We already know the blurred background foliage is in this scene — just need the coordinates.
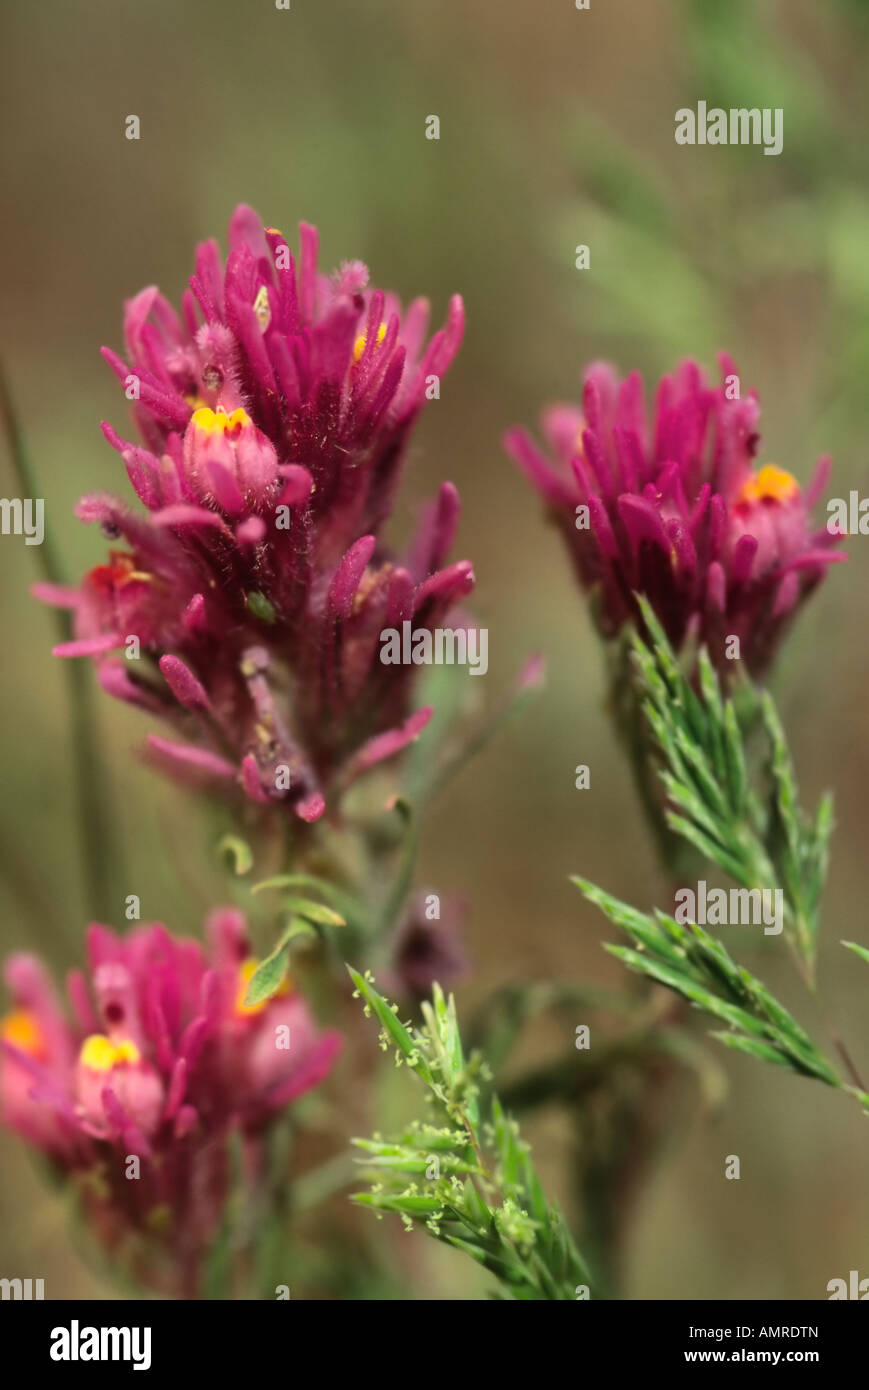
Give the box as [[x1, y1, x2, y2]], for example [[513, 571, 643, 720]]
[[2, 0, 869, 1298]]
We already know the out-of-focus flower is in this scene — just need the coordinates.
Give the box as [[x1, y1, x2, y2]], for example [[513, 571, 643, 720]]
[[505, 356, 845, 677], [382, 892, 469, 1002], [0, 911, 341, 1294], [37, 205, 472, 820]]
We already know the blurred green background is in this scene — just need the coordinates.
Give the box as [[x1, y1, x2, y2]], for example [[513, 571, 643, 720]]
[[3, 0, 869, 1299]]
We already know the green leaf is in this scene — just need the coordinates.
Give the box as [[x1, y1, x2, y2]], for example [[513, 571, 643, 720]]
[[282, 918, 318, 945], [710, 1032, 794, 1069], [346, 967, 434, 1084], [281, 897, 345, 927], [217, 833, 253, 876], [252, 872, 360, 915], [349, 970, 593, 1299], [351, 1193, 443, 1216], [246, 908, 325, 1010], [244, 943, 291, 1009], [842, 941, 869, 968], [252, 873, 368, 936], [357, 1154, 478, 1175], [618, 616, 834, 975], [603, 945, 764, 1036]]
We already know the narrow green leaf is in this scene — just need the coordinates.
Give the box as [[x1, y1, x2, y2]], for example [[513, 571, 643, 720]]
[[347, 967, 434, 1083], [664, 811, 748, 881], [252, 872, 360, 916], [282, 897, 345, 927], [710, 1032, 794, 1068], [351, 1193, 443, 1215], [283, 918, 318, 944], [217, 833, 253, 876], [245, 944, 290, 1009], [842, 941, 869, 968]]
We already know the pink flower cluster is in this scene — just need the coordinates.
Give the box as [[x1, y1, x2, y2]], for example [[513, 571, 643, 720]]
[[38, 206, 472, 820], [506, 356, 845, 676], [1, 911, 340, 1290]]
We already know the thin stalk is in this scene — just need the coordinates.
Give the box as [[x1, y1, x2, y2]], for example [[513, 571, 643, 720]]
[[0, 362, 118, 921]]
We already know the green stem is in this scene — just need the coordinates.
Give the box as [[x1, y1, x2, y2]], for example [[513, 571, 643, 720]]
[[0, 361, 118, 921]]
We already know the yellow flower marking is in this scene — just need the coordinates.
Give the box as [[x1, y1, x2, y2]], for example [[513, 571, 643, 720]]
[[353, 322, 387, 364], [738, 464, 799, 506], [191, 406, 250, 437], [79, 1035, 141, 1071]]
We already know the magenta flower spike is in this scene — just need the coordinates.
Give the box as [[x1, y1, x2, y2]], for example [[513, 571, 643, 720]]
[[38, 206, 472, 820], [1, 911, 341, 1292], [505, 355, 845, 677]]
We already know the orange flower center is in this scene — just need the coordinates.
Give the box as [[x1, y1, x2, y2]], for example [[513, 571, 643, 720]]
[[1, 1009, 47, 1060], [86, 550, 142, 596], [738, 464, 799, 507]]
